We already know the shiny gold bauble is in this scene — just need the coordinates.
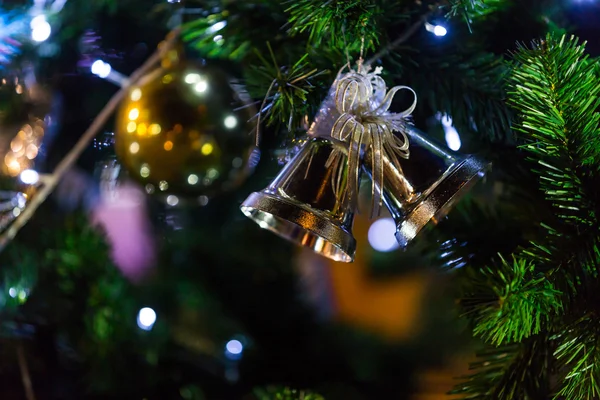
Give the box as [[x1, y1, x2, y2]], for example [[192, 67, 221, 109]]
[[114, 61, 257, 204]]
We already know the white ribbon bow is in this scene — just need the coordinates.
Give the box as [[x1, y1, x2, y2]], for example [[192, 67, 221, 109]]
[[327, 67, 417, 217]]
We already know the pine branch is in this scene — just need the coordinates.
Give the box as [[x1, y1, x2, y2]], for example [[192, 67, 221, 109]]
[[462, 256, 562, 346], [245, 46, 328, 133], [446, 0, 507, 29], [553, 316, 600, 399], [394, 44, 511, 142], [253, 386, 325, 400], [507, 34, 600, 229], [182, 2, 289, 61], [454, 34, 600, 399], [285, 0, 382, 52], [451, 336, 552, 399]]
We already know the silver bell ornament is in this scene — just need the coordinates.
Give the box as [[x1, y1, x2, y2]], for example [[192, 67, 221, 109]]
[[363, 126, 489, 247], [241, 137, 358, 262], [308, 66, 489, 248]]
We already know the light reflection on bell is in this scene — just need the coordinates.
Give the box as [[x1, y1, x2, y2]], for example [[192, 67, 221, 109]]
[[364, 126, 490, 248], [241, 137, 357, 262]]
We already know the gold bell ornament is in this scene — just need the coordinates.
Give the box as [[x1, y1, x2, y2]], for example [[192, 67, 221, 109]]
[[114, 38, 258, 205], [241, 137, 358, 263], [309, 65, 489, 249]]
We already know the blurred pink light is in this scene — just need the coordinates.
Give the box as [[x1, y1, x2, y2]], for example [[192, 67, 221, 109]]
[[91, 182, 156, 282]]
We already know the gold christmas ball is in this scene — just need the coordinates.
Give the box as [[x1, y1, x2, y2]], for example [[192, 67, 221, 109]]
[[115, 61, 258, 204]]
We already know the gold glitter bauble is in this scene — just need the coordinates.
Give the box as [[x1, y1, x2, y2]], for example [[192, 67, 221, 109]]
[[114, 61, 257, 204]]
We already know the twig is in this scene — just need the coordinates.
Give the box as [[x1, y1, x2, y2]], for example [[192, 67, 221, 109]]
[[0, 29, 181, 253], [364, 11, 434, 68], [16, 342, 35, 400], [255, 78, 277, 147]]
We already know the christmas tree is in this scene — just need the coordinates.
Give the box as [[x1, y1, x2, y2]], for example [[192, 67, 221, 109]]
[[1, 0, 600, 399]]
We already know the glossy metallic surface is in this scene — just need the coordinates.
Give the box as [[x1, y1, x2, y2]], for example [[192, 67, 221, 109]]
[[241, 138, 357, 262], [115, 61, 257, 204], [364, 126, 490, 248]]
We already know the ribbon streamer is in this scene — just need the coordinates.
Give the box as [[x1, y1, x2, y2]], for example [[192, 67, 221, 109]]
[[327, 67, 417, 218]]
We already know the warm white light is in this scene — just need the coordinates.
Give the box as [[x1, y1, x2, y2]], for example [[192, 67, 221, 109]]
[[20, 169, 39, 184], [166, 195, 179, 206], [433, 25, 447, 37], [129, 142, 140, 154], [128, 108, 140, 120], [194, 81, 208, 93], [137, 307, 156, 331], [445, 128, 462, 151], [226, 339, 243, 355], [187, 174, 199, 185], [91, 60, 112, 78], [224, 115, 238, 129], [140, 164, 150, 178], [368, 218, 399, 252], [130, 88, 142, 101], [31, 15, 51, 42], [184, 73, 201, 84]]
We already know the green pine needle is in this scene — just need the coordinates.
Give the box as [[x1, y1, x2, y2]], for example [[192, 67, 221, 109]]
[[246, 44, 328, 132], [446, 0, 507, 29], [451, 336, 552, 399], [462, 256, 562, 346], [253, 386, 325, 400], [554, 318, 600, 399], [285, 0, 381, 51], [507, 34, 600, 228]]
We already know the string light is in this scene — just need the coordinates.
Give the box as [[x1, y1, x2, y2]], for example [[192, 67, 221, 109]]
[[31, 15, 51, 42], [20, 169, 39, 185], [207, 21, 227, 34], [368, 218, 399, 252], [137, 307, 157, 331], [225, 339, 243, 360], [433, 25, 447, 36], [91, 60, 112, 78], [91, 60, 129, 86], [437, 113, 462, 151], [425, 22, 447, 37]]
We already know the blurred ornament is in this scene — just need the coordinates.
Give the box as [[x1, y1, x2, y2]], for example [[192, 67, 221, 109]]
[[115, 47, 258, 205], [0, 64, 52, 178], [241, 137, 357, 263], [90, 132, 156, 282], [3, 117, 46, 177]]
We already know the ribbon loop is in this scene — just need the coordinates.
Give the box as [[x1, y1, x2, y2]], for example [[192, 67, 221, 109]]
[[327, 67, 417, 218]]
